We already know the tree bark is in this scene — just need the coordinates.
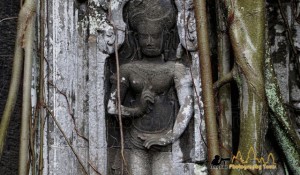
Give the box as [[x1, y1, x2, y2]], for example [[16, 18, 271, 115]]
[[224, 0, 268, 174]]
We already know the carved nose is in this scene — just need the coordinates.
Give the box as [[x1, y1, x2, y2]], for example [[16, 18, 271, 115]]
[[147, 35, 152, 46]]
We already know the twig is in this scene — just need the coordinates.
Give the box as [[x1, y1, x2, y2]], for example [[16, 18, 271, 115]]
[[44, 106, 89, 175], [0, 17, 18, 23], [109, 1, 128, 173], [88, 161, 102, 175], [38, 116, 46, 174], [277, 0, 298, 56], [113, 26, 128, 175], [277, 0, 300, 79], [48, 81, 89, 142], [38, 0, 45, 173], [213, 67, 235, 91]]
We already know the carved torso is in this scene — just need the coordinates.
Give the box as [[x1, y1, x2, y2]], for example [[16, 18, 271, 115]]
[[119, 61, 189, 148], [121, 61, 176, 94]]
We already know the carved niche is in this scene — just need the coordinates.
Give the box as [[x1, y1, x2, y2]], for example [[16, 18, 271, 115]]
[[105, 0, 206, 174]]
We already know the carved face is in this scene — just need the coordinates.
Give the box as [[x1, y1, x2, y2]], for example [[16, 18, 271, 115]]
[[137, 24, 164, 57]]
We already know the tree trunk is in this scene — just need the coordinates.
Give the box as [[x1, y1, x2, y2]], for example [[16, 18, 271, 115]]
[[216, 1, 232, 175], [224, 0, 268, 174]]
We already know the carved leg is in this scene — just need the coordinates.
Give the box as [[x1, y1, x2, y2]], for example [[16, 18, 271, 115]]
[[152, 152, 172, 175], [128, 149, 151, 175]]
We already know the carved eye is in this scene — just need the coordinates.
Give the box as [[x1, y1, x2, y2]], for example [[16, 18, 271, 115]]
[[138, 33, 162, 40], [76, 0, 87, 3], [138, 34, 148, 39], [151, 33, 162, 39]]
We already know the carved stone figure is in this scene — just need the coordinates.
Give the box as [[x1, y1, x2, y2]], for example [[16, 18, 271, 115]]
[[107, 0, 194, 174]]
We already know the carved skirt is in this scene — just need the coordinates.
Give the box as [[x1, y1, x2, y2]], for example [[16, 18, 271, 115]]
[[126, 92, 178, 151]]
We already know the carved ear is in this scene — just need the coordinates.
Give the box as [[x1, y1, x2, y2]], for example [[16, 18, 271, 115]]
[[171, 28, 180, 50], [133, 32, 142, 60], [118, 28, 136, 62], [162, 30, 170, 61]]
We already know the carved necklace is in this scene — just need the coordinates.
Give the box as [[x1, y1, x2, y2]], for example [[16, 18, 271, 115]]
[[129, 63, 173, 86]]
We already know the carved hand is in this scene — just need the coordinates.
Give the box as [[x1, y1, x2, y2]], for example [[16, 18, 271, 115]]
[[138, 131, 174, 149], [139, 86, 155, 114], [111, 86, 155, 117]]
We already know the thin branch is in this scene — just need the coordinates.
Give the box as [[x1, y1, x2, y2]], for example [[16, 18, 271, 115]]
[[48, 81, 89, 142], [38, 116, 46, 174], [213, 67, 235, 91], [38, 0, 45, 173], [113, 27, 128, 175], [44, 106, 89, 175], [277, 0, 300, 78], [277, 0, 298, 55], [88, 161, 102, 175], [109, 1, 128, 173], [0, 17, 18, 23]]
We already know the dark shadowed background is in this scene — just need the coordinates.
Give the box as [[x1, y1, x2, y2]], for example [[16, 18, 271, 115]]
[[0, 1, 21, 174]]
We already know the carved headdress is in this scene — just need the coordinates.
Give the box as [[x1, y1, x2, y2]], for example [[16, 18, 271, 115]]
[[121, 0, 178, 61], [126, 0, 177, 32]]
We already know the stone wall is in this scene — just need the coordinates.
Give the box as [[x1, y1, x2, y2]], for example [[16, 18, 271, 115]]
[[1, 0, 300, 175], [38, 0, 206, 174]]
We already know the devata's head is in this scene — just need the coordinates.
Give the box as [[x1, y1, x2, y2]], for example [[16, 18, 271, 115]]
[[127, 0, 176, 57]]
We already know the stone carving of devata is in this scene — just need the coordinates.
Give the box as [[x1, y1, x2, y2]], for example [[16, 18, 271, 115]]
[[107, 0, 194, 174]]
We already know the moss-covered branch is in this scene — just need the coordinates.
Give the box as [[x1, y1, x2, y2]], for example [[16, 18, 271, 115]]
[[269, 113, 300, 174], [265, 39, 300, 174], [264, 44, 300, 151]]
